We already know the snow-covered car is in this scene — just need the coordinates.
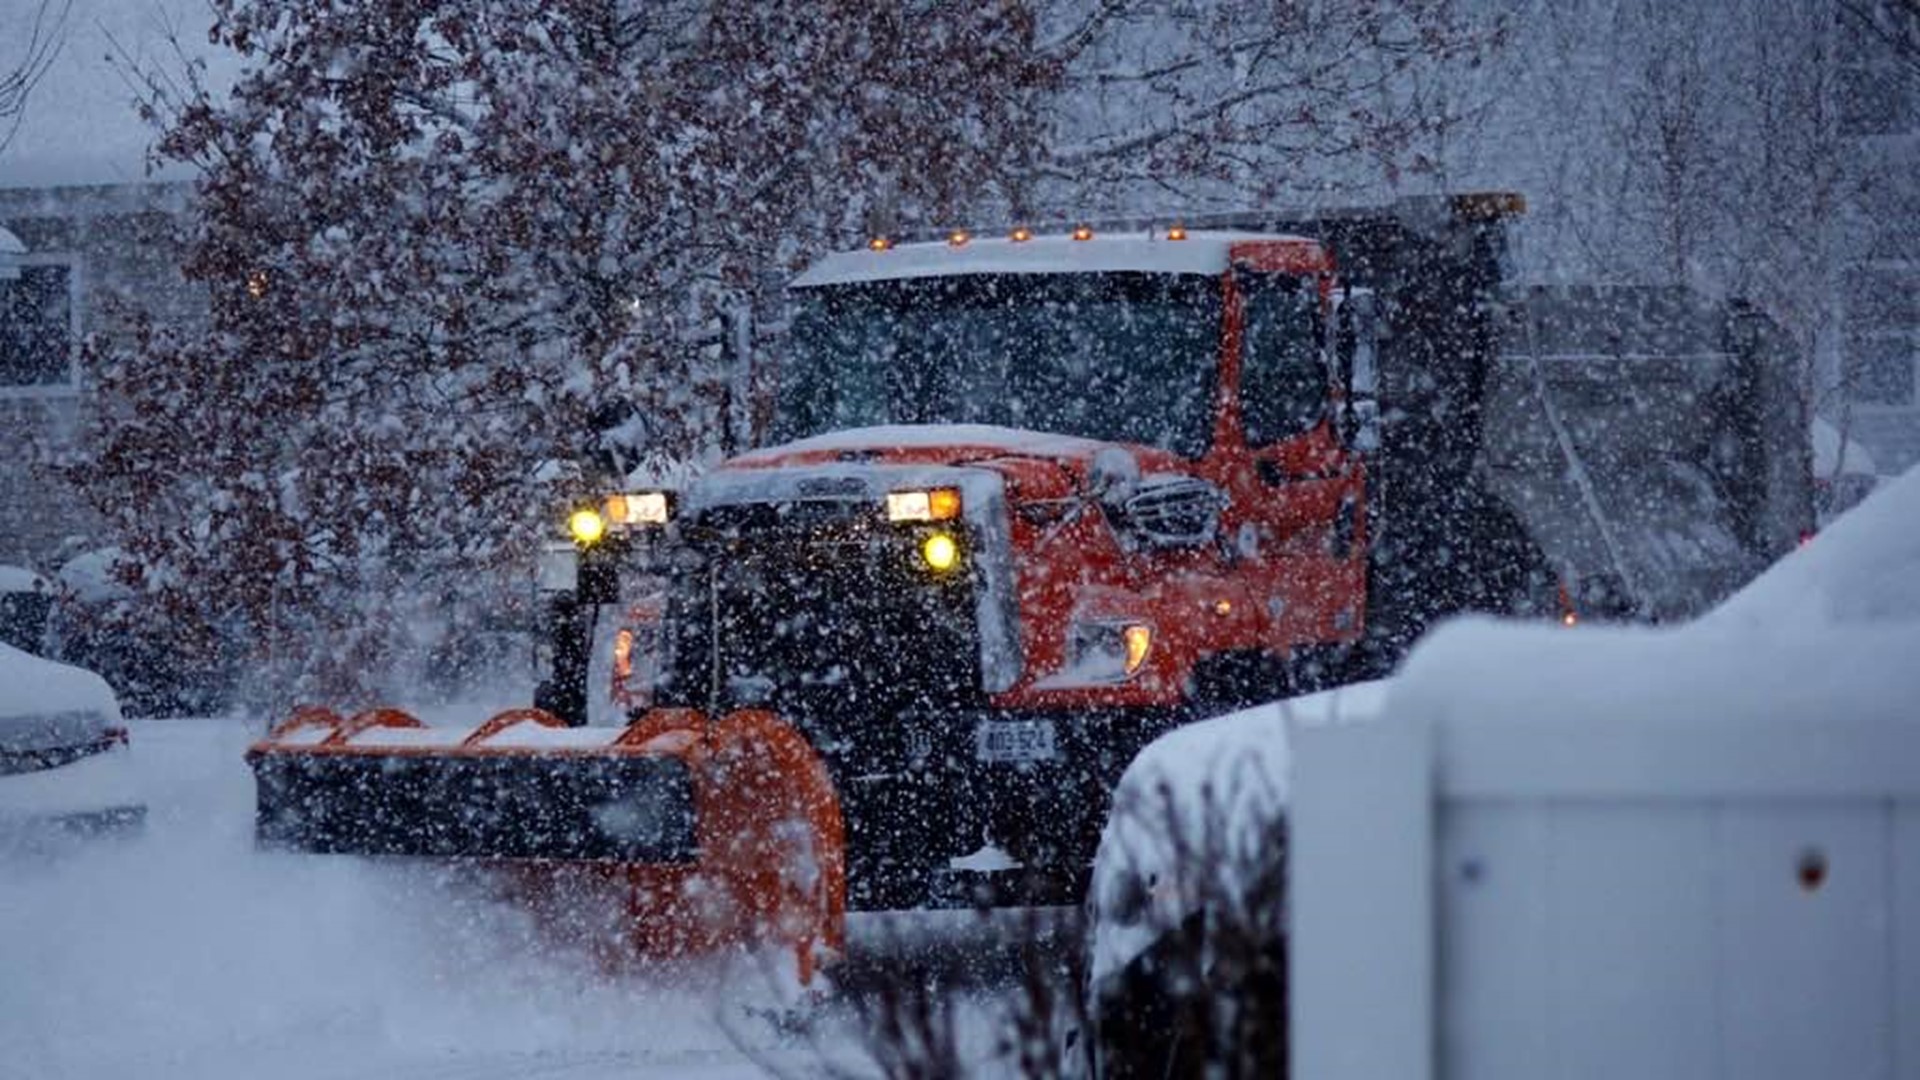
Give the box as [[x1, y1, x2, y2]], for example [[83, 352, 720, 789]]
[[0, 642, 146, 845], [1083, 462, 1918, 1077]]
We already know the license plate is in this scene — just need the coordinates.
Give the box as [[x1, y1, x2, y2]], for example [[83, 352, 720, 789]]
[[975, 719, 1057, 764]]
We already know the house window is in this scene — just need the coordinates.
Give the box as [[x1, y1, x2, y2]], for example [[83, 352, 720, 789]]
[[0, 263, 75, 388]]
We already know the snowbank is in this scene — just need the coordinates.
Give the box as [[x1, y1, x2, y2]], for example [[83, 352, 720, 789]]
[[1392, 462, 1920, 754], [1708, 462, 1920, 632], [1089, 681, 1389, 982]]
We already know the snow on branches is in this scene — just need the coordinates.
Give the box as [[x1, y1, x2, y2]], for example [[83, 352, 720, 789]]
[[72, 0, 1051, 700]]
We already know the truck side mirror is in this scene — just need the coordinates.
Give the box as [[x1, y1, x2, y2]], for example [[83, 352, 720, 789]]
[[1336, 291, 1381, 453]]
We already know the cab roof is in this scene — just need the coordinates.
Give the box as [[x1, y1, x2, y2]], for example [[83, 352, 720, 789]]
[[792, 229, 1323, 288]]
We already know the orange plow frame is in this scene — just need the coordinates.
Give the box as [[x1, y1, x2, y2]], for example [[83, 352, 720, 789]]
[[249, 706, 846, 982]]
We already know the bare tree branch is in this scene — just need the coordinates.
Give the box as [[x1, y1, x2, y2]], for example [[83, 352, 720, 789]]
[[0, 0, 73, 153]]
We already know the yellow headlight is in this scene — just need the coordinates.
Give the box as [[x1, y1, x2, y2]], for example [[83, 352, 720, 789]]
[[568, 507, 606, 545], [921, 532, 960, 572]]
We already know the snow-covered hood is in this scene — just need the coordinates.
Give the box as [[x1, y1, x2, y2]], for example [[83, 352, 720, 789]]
[[730, 423, 1103, 479], [0, 643, 124, 769], [721, 423, 1202, 506]]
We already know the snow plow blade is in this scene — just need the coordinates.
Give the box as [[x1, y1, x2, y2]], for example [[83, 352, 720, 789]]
[[252, 749, 697, 861], [245, 706, 847, 976]]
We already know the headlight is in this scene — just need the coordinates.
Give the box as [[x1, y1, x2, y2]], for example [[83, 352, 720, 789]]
[[568, 507, 607, 545], [606, 490, 671, 528], [920, 531, 961, 572], [887, 487, 962, 522], [1066, 620, 1153, 682]]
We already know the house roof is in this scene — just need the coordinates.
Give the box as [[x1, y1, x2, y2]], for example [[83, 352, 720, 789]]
[[0, 0, 235, 191]]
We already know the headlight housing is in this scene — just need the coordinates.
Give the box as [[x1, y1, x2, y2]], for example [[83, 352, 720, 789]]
[[1066, 620, 1153, 683], [606, 490, 672, 528], [887, 487, 962, 523]]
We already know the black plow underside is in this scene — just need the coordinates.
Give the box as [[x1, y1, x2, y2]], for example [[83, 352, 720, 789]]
[[250, 752, 699, 863]]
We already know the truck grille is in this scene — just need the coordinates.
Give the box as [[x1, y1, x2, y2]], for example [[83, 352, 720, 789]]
[[659, 507, 983, 719]]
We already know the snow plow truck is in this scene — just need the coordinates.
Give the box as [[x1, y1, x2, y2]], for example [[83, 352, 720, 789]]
[[247, 194, 1811, 972]]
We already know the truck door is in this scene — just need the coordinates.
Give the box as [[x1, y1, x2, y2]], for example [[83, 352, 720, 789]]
[[1233, 270, 1367, 657]]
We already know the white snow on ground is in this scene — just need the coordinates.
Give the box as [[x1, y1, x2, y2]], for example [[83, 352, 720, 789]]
[[0, 718, 806, 1080], [0, 709, 1037, 1079]]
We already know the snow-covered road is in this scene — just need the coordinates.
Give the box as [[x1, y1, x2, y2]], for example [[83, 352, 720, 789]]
[[0, 718, 1030, 1080]]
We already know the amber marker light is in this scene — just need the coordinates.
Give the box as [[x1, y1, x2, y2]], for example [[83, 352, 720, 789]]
[[1166, 224, 1189, 241], [612, 628, 634, 682], [921, 532, 960, 572], [1123, 624, 1152, 675], [1071, 224, 1094, 241], [1009, 226, 1033, 243], [948, 229, 970, 247], [868, 236, 893, 252]]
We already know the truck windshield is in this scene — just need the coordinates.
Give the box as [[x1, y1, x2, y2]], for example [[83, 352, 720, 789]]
[[777, 272, 1222, 457]]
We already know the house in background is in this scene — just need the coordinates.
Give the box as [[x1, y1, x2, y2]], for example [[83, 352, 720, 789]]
[[0, 181, 199, 568], [1835, 8, 1920, 473], [0, 0, 219, 571]]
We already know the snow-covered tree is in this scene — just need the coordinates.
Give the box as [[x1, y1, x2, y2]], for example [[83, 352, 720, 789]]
[[72, 0, 1051, 701], [70, 0, 1500, 702]]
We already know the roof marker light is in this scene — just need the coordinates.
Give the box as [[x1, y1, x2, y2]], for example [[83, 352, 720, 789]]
[[1166, 224, 1189, 241], [1009, 226, 1033, 243], [947, 229, 970, 247], [1071, 225, 1094, 242], [868, 236, 893, 252]]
